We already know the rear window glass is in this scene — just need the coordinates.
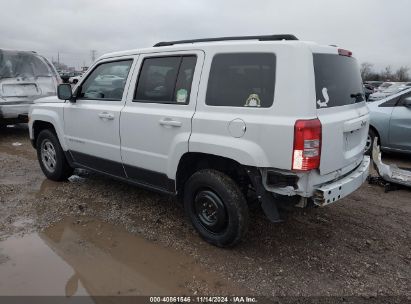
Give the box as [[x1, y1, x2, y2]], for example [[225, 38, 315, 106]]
[[0, 50, 53, 78], [206, 53, 276, 108], [314, 54, 365, 108]]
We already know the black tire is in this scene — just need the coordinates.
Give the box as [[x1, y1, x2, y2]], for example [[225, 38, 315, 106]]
[[36, 129, 73, 181], [365, 128, 377, 155], [183, 169, 249, 247], [73, 79, 78, 84]]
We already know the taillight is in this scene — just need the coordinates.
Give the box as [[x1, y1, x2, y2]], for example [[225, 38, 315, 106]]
[[338, 48, 352, 57], [292, 119, 322, 171]]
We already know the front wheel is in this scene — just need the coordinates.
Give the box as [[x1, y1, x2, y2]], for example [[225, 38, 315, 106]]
[[365, 129, 377, 155], [36, 129, 73, 181], [183, 169, 249, 247]]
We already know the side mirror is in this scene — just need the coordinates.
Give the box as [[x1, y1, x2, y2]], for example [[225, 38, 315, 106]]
[[403, 97, 411, 108], [57, 84, 74, 101]]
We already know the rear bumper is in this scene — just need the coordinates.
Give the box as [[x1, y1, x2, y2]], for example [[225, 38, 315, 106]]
[[312, 156, 370, 206], [0, 102, 31, 121]]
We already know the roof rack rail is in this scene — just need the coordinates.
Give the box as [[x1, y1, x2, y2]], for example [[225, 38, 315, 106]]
[[153, 34, 298, 47]]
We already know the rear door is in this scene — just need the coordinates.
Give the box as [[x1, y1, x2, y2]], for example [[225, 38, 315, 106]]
[[388, 90, 411, 152], [313, 52, 369, 175], [120, 51, 204, 191]]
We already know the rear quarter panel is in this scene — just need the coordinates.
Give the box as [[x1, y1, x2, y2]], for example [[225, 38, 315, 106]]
[[190, 43, 317, 169]]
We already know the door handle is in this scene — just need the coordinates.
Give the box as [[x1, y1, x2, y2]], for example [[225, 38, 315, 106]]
[[98, 112, 115, 120], [159, 118, 182, 127]]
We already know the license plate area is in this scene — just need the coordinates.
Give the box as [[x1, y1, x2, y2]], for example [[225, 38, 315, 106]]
[[344, 129, 361, 150], [313, 156, 370, 206], [2, 84, 39, 97]]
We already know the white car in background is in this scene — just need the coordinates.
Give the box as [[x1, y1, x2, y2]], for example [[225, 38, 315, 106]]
[[94, 74, 124, 86], [374, 82, 396, 92], [368, 82, 411, 101]]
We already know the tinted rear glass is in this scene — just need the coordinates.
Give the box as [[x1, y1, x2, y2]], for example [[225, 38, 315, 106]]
[[314, 54, 365, 108], [0, 50, 53, 78], [206, 53, 276, 108]]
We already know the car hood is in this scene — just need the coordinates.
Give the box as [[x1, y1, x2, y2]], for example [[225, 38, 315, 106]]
[[33, 96, 63, 104]]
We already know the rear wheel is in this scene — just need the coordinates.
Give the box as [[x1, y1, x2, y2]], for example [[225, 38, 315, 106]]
[[36, 129, 73, 181], [183, 169, 249, 247]]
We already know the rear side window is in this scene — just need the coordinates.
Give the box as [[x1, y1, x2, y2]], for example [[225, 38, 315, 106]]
[[314, 54, 365, 108], [206, 53, 276, 108], [134, 55, 197, 104], [378, 96, 400, 107]]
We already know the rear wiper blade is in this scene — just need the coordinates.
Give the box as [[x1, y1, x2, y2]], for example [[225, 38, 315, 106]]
[[350, 92, 364, 98]]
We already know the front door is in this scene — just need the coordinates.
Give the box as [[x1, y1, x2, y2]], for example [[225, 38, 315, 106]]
[[389, 91, 411, 152], [120, 51, 204, 191], [64, 58, 135, 177]]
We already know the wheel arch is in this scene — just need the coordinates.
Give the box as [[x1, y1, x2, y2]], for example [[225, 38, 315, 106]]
[[32, 119, 65, 150], [369, 124, 381, 145], [175, 152, 251, 196]]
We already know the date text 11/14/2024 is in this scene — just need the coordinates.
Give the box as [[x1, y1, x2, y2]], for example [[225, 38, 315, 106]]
[[149, 296, 258, 303]]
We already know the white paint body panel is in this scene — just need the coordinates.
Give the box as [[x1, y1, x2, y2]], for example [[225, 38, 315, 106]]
[[120, 50, 204, 179], [63, 56, 137, 164], [29, 40, 369, 197]]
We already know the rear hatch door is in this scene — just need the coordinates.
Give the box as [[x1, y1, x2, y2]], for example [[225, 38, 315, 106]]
[[1, 81, 40, 97], [314, 52, 369, 175]]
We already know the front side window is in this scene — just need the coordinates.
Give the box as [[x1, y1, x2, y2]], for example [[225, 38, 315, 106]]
[[78, 60, 132, 101], [134, 55, 197, 104], [206, 53, 276, 108], [398, 91, 411, 106]]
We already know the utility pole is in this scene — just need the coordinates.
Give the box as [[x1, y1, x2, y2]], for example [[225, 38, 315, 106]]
[[57, 52, 60, 66], [90, 50, 97, 63]]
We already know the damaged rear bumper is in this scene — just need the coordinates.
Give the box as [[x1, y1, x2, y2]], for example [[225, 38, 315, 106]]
[[313, 156, 370, 206], [372, 138, 411, 187]]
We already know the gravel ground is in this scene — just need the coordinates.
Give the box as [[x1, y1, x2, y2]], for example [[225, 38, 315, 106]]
[[0, 124, 410, 299]]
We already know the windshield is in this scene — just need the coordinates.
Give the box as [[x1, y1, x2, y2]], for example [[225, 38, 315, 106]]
[[314, 53, 365, 108], [0, 50, 54, 79]]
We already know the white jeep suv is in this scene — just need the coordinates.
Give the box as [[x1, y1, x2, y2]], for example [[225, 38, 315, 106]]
[[29, 35, 370, 247]]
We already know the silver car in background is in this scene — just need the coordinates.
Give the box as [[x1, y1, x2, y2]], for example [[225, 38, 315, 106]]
[[368, 82, 411, 102], [0, 49, 60, 126], [365, 88, 411, 154]]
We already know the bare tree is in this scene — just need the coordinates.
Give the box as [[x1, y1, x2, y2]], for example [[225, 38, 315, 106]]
[[360, 62, 373, 80], [394, 66, 410, 82], [382, 66, 393, 81]]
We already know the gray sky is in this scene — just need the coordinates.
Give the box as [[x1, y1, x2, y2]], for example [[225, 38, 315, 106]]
[[1, 0, 410, 72]]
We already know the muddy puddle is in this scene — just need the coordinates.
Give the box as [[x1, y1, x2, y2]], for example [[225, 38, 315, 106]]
[[0, 142, 36, 160], [0, 216, 240, 297]]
